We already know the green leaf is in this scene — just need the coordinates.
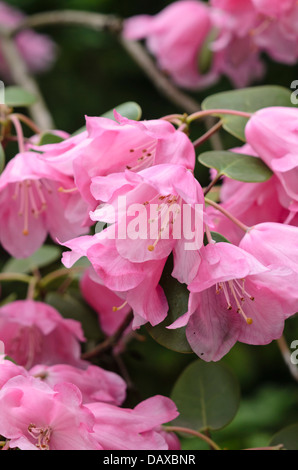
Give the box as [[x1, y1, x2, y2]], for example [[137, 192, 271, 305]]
[[170, 360, 241, 432], [45, 291, 102, 342], [5, 86, 37, 108], [199, 150, 273, 183], [146, 256, 192, 354], [2, 245, 62, 274], [270, 424, 298, 450], [0, 142, 5, 174], [37, 132, 65, 146], [202, 86, 294, 141], [203, 231, 231, 245], [73, 101, 142, 135]]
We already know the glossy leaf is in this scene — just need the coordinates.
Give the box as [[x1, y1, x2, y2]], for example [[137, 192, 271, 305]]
[[270, 423, 298, 450], [147, 256, 192, 354], [199, 150, 273, 182], [5, 86, 37, 108], [170, 360, 240, 432], [38, 132, 65, 146], [202, 86, 294, 141], [2, 245, 62, 274]]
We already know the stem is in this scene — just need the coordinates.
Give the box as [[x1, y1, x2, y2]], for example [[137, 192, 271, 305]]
[[81, 311, 134, 360], [187, 109, 252, 125], [9, 115, 25, 153], [11, 113, 42, 135], [0, 273, 33, 284], [203, 172, 222, 196], [0, 28, 55, 130], [205, 197, 249, 232], [164, 426, 221, 451], [39, 267, 84, 289], [276, 335, 298, 382], [193, 120, 223, 148]]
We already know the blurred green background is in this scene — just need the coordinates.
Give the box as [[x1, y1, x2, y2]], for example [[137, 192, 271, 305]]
[[1, 0, 298, 450]]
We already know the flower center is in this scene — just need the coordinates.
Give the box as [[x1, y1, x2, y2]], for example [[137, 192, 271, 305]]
[[216, 279, 254, 325], [146, 194, 181, 252], [126, 140, 157, 172], [28, 424, 52, 450], [12, 179, 52, 236]]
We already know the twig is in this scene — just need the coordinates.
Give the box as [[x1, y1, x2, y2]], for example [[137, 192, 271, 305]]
[[164, 426, 221, 450], [81, 311, 134, 360], [0, 27, 55, 130]]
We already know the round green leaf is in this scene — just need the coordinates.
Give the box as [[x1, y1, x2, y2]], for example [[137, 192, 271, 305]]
[[270, 424, 298, 450], [2, 245, 62, 274], [199, 150, 273, 183], [147, 256, 192, 354], [202, 86, 294, 142], [0, 142, 5, 174], [5, 86, 37, 108], [37, 132, 66, 146], [102, 101, 142, 121], [170, 360, 241, 432]]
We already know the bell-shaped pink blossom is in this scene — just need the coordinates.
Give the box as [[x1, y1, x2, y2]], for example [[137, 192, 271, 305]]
[[0, 375, 101, 450], [29, 363, 127, 406], [37, 112, 196, 212], [62, 164, 205, 328], [0, 1, 56, 80], [245, 107, 298, 214], [123, 1, 222, 90], [86, 395, 180, 450], [239, 222, 298, 292], [184, 242, 298, 361], [0, 151, 89, 258], [0, 300, 86, 369]]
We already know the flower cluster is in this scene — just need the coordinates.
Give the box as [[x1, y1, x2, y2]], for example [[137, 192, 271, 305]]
[[0, 300, 179, 450], [123, 0, 298, 89], [1, 91, 298, 449]]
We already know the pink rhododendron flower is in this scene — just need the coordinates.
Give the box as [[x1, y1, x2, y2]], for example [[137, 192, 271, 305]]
[[62, 164, 205, 328], [123, 1, 222, 90], [0, 356, 29, 389], [0, 1, 56, 80], [240, 222, 298, 279], [80, 267, 133, 337], [245, 107, 298, 215], [0, 151, 89, 258], [29, 363, 127, 405], [0, 376, 101, 450], [0, 300, 86, 369], [184, 242, 298, 361], [37, 112, 196, 212], [86, 395, 180, 450]]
